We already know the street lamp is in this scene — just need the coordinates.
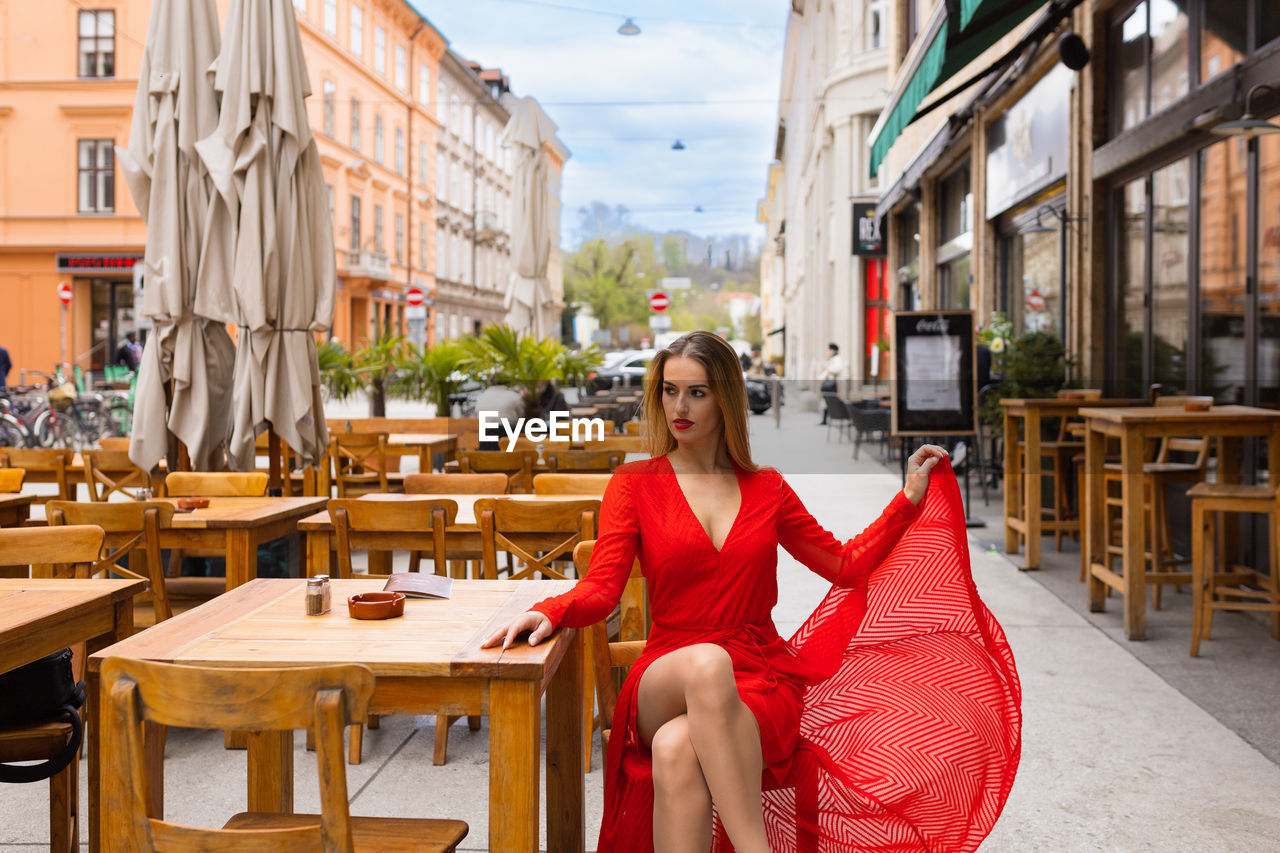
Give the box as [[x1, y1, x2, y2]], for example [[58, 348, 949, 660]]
[[617, 17, 641, 36], [1213, 83, 1280, 140], [671, 139, 685, 150]]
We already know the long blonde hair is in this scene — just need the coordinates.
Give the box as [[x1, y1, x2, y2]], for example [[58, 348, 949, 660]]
[[641, 331, 758, 471]]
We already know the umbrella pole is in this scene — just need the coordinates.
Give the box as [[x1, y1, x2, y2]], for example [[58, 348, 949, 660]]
[[268, 429, 283, 496]]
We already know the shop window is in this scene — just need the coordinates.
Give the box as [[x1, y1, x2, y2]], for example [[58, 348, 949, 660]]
[[324, 0, 336, 35], [350, 97, 361, 152], [373, 26, 385, 75], [77, 139, 114, 213], [1110, 1, 1188, 135], [1149, 0, 1189, 113], [373, 114, 383, 164], [1258, 133, 1280, 406], [1201, 0, 1246, 83], [374, 205, 383, 252], [1199, 139, 1247, 403], [78, 10, 115, 78], [939, 166, 971, 243], [323, 81, 335, 137], [349, 5, 363, 57], [396, 45, 407, 91], [1264, 3, 1280, 48], [895, 205, 920, 310], [1116, 179, 1147, 397], [395, 127, 404, 175], [1151, 159, 1190, 391], [395, 213, 404, 264]]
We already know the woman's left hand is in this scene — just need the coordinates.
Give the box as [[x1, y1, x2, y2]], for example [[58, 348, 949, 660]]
[[904, 444, 948, 505]]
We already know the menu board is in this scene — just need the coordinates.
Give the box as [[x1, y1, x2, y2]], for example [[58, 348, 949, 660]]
[[892, 311, 976, 435]]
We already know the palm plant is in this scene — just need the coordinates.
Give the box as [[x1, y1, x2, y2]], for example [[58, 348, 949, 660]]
[[317, 340, 362, 402], [458, 325, 561, 396], [388, 342, 470, 416]]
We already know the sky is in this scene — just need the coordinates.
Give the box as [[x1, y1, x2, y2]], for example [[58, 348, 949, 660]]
[[410, 0, 787, 246]]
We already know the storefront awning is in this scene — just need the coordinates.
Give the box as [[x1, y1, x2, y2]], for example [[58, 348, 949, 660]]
[[868, 0, 1045, 178]]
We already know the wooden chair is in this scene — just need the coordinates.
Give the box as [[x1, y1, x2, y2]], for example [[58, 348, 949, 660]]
[[98, 658, 469, 851], [97, 437, 130, 452], [0, 524, 104, 853], [328, 497, 458, 765], [1187, 483, 1280, 656], [255, 431, 328, 496], [474, 498, 600, 581], [165, 471, 268, 497], [822, 394, 853, 442], [544, 448, 624, 475], [330, 433, 397, 497], [0, 448, 74, 502], [404, 472, 506, 576], [0, 467, 25, 492], [533, 473, 612, 496], [457, 450, 537, 494], [47, 500, 177, 626], [623, 421, 644, 436], [82, 450, 158, 502], [1016, 390, 1100, 552]]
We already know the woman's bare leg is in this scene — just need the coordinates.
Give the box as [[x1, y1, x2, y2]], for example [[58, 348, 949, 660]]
[[638, 643, 770, 853], [650, 715, 713, 852]]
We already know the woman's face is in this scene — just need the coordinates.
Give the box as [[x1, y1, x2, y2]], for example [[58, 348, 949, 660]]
[[661, 355, 722, 445]]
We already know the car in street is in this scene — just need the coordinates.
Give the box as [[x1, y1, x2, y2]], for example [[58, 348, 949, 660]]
[[587, 349, 657, 391]]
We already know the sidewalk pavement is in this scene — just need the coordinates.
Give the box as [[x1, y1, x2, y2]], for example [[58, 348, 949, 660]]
[[4, 398, 1279, 850]]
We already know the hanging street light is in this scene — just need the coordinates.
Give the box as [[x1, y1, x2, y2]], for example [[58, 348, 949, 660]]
[[671, 139, 685, 150], [1213, 83, 1280, 140], [618, 17, 641, 36]]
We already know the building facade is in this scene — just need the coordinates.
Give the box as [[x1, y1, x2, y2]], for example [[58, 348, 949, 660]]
[[758, 0, 892, 385]]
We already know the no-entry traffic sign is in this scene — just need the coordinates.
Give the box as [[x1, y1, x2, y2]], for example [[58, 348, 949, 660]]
[[56, 281, 72, 306], [406, 285, 425, 307], [649, 291, 670, 312]]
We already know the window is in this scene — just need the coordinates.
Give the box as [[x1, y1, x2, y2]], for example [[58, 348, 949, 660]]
[[450, 94, 461, 133], [867, 0, 885, 50], [373, 114, 383, 164], [349, 195, 362, 251], [437, 157, 447, 203], [395, 45, 407, 91], [419, 65, 430, 107], [420, 223, 428, 270], [437, 81, 447, 125], [419, 141, 428, 187], [394, 127, 404, 175], [373, 26, 385, 74], [904, 0, 921, 49], [437, 227, 448, 279], [449, 162, 458, 205], [395, 213, 404, 263], [323, 80, 335, 137], [323, 0, 336, 35], [349, 5, 363, 57], [78, 11, 115, 78], [326, 184, 334, 223], [1110, 1, 1188, 136], [374, 204, 383, 251], [350, 97, 361, 151], [77, 139, 114, 213], [293, 0, 306, 12], [462, 104, 473, 144]]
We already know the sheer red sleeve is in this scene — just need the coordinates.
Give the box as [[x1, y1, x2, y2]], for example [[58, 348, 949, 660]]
[[777, 476, 919, 588], [530, 470, 640, 630]]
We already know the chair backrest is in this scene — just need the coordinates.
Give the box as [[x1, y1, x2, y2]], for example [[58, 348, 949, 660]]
[[533, 473, 612, 496], [47, 501, 176, 621], [99, 658, 374, 853], [82, 450, 154, 502], [0, 448, 73, 501], [164, 472, 269, 497], [570, 435, 643, 454], [0, 524, 104, 578], [474, 498, 600, 580], [498, 436, 543, 455], [1149, 396, 1215, 466], [576, 541, 646, 744], [543, 449, 624, 475], [0, 467, 25, 492], [329, 434, 389, 497], [98, 437, 131, 452], [822, 394, 850, 420], [623, 421, 644, 436], [404, 472, 508, 494], [457, 450, 536, 494], [327, 498, 458, 579]]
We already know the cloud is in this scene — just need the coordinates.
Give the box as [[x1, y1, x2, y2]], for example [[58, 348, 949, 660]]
[[412, 0, 785, 244]]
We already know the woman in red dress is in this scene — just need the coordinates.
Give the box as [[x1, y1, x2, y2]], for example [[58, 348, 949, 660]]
[[485, 331, 1021, 852]]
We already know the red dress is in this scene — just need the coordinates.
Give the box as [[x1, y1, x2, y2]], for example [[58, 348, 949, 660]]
[[533, 455, 1021, 852]]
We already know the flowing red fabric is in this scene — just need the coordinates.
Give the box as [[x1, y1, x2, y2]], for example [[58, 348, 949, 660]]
[[533, 456, 1021, 852]]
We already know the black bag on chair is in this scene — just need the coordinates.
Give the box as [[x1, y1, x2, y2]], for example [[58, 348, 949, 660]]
[[0, 648, 85, 783], [820, 379, 838, 393]]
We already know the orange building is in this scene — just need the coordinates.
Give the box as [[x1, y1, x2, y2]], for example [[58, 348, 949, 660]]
[[0, 0, 447, 380]]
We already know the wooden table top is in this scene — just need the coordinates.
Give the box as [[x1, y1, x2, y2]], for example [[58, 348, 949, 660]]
[[0, 578, 146, 672], [1001, 397, 1147, 410], [88, 577, 575, 680], [386, 433, 456, 445], [157, 495, 329, 529], [1078, 404, 1280, 425], [297, 493, 600, 532], [0, 493, 36, 509]]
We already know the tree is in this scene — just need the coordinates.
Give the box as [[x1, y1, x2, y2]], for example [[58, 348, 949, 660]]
[[661, 234, 687, 273], [564, 237, 661, 331]]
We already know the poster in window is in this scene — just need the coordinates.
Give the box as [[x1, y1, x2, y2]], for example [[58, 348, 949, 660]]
[[892, 310, 976, 435]]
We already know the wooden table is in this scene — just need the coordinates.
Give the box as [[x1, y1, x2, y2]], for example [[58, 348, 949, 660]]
[[386, 432, 458, 470], [1001, 398, 1144, 570], [0, 492, 34, 527], [87, 577, 584, 852], [161, 496, 328, 590], [1082, 404, 1280, 639], [2, 578, 146, 853]]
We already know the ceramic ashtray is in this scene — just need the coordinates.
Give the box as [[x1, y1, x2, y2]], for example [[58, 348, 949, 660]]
[[1184, 399, 1212, 412], [348, 591, 406, 620], [176, 497, 210, 510]]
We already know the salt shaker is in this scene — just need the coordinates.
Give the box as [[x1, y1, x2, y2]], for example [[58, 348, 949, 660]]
[[305, 575, 332, 615]]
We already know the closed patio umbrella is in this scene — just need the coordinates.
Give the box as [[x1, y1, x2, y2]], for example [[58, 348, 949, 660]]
[[502, 96, 559, 338], [196, 0, 335, 471], [117, 0, 235, 472]]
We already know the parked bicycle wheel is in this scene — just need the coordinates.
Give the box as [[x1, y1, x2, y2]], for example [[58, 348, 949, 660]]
[[0, 413, 30, 448]]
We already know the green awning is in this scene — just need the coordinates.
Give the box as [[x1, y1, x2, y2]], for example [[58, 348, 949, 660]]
[[869, 0, 1044, 178]]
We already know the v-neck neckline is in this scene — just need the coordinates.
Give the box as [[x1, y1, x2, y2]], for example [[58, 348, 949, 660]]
[[663, 455, 745, 554]]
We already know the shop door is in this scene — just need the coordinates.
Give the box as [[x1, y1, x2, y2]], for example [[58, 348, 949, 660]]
[[89, 278, 137, 370]]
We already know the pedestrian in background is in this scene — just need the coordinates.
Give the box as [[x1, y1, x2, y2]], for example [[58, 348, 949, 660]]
[[0, 345, 11, 388], [818, 342, 844, 424]]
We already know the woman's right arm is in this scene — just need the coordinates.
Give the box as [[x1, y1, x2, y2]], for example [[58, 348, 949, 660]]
[[482, 471, 640, 649]]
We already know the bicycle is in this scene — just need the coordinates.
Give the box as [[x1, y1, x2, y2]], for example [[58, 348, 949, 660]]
[[27, 368, 118, 450]]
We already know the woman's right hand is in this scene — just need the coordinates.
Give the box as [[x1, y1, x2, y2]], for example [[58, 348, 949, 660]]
[[481, 610, 554, 651]]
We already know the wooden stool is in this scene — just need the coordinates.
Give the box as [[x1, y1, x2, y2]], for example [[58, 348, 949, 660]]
[[1188, 482, 1280, 657]]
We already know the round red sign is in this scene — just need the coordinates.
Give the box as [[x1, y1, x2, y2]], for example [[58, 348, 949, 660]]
[[56, 281, 72, 306], [405, 285, 425, 307], [649, 291, 670, 312]]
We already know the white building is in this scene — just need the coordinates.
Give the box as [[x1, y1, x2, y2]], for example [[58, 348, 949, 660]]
[[759, 0, 891, 385]]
